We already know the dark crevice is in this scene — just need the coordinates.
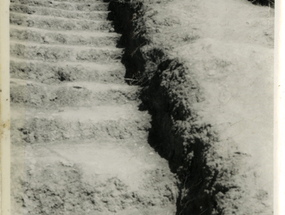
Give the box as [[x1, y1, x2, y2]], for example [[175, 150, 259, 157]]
[[108, 1, 251, 215], [248, 0, 274, 7], [108, 0, 147, 85]]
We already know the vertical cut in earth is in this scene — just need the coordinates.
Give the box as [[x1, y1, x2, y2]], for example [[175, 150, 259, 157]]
[[108, 0, 273, 214]]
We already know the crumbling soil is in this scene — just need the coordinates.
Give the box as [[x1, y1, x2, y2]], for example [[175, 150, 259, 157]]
[[110, 0, 274, 214]]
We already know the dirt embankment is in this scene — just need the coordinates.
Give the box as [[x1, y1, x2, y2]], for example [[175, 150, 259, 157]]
[[109, 0, 273, 214]]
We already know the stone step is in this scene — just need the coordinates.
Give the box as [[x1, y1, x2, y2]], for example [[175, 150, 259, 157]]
[[10, 26, 119, 47], [11, 139, 177, 214], [10, 4, 110, 20], [10, 58, 126, 84], [10, 0, 109, 12], [10, 12, 114, 32], [10, 78, 138, 108], [11, 105, 151, 144], [10, 41, 122, 63]]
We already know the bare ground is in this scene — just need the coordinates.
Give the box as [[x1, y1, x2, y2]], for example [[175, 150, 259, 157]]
[[10, 0, 274, 214]]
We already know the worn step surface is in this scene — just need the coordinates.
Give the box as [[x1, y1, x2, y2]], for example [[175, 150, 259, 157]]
[[12, 139, 178, 214], [11, 12, 114, 32], [10, 58, 126, 84], [11, 0, 109, 11], [10, 26, 119, 47], [10, 4, 110, 20], [48, 0, 109, 3], [12, 105, 151, 144], [10, 0, 178, 214], [11, 78, 138, 107], [11, 42, 122, 63]]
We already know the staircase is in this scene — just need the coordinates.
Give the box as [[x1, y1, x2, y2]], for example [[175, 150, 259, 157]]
[[10, 0, 178, 214]]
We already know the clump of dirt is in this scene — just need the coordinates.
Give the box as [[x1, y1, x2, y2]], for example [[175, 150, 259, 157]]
[[109, 0, 273, 214]]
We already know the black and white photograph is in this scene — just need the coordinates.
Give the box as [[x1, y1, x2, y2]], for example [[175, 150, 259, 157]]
[[1, 0, 277, 214]]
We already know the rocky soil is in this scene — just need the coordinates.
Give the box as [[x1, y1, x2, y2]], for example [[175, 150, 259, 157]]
[[10, 0, 178, 214]]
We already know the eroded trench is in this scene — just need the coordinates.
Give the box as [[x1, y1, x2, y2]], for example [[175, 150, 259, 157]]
[[108, 1, 252, 215]]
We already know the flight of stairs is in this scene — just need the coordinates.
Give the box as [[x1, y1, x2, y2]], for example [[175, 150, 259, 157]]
[[10, 0, 178, 214]]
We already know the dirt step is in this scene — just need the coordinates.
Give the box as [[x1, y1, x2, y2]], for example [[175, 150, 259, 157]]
[[10, 26, 119, 47], [10, 42, 122, 63], [12, 139, 178, 214], [50, 0, 108, 3], [10, 0, 109, 12], [10, 4, 110, 20], [10, 12, 114, 32], [10, 58, 126, 84], [11, 105, 151, 144], [11, 78, 138, 107]]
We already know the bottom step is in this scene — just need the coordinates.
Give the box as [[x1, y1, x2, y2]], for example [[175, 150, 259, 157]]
[[11, 139, 178, 214]]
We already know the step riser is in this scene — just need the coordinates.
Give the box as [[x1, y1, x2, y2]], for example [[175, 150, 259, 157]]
[[12, 117, 149, 144], [10, 43, 122, 63], [11, 29, 119, 47], [10, 60, 125, 84], [10, 13, 113, 32], [10, 0, 109, 12], [10, 4, 109, 20], [12, 165, 134, 215], [10, 84, 137, 108], [11, 153, 176, 215], [50, 0, 108, 3]]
